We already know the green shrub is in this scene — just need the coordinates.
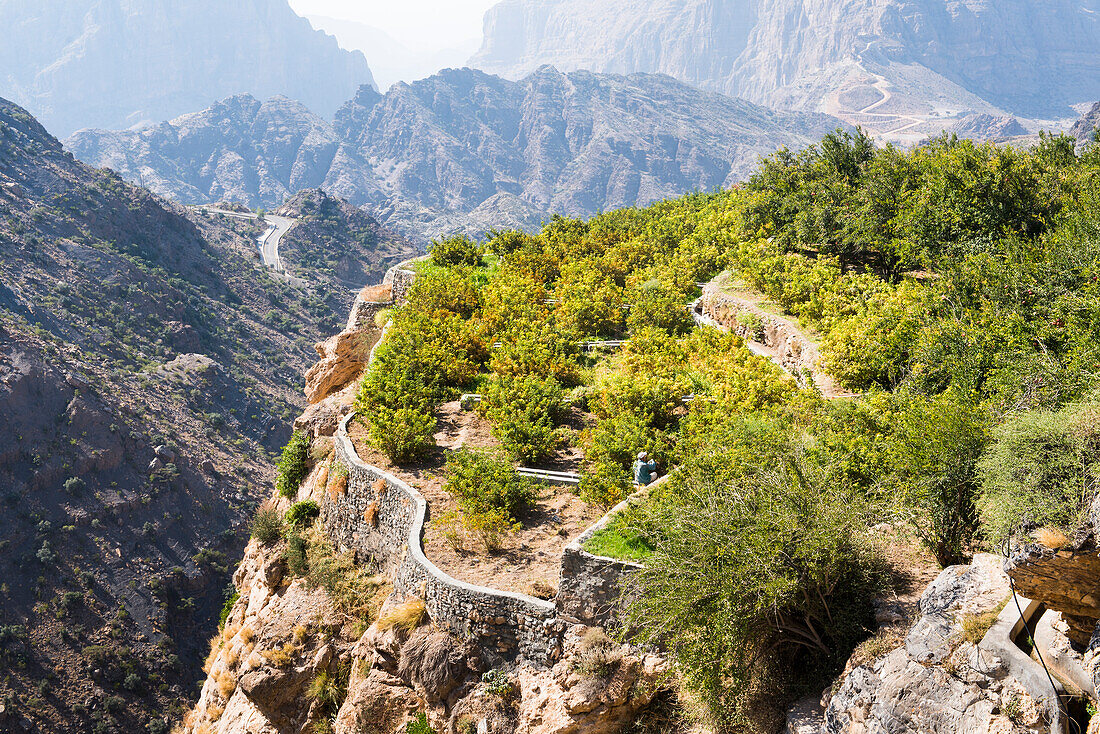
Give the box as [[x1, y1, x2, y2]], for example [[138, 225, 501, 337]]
[[286, 500, 321, 529], [625, 448, 883, 731], [578, 462, 632, 508], [483, 374, 565, 463], [444, 450, 534, 522], [883, 391, 988, 566], [430, 234, 482, 267], [218, 591, 239, 630], [462, 508, 519, 553], [276, 431, 311, 499], [63, 477, 86, 495], [284, 531, 308, 577], [369, 405, 436, 464], [978, 400, 1100, 544], [250, 507, 284, 545], [481, 669, 516, 699], [406, 712, 436, 734]]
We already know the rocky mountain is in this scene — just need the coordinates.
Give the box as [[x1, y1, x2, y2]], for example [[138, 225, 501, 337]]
[[1071, 101, 1100, 149], [948, 114, 1030, 141], [67, 67, 845, 241], [469, 0, 1100, 143], [0, 98, 415, 734], [0, 0, 375, 137]]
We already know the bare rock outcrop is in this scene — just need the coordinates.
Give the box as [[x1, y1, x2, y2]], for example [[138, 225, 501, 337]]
[[303, 290, 392, 404], [824, 554, 1040, 734]]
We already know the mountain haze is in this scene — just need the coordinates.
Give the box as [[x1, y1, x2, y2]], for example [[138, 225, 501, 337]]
[[470, 0, 1100, 142], [0, 0, 375, 137], [67, 67, 846, 240]]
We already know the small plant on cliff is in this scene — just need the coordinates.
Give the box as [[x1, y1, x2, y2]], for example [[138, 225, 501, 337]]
[[276, 431, 312, 499], [307, 663, 349, 726], [405, 712, 435, 734], [481, 669, 517, 699], [286, 500, 320, 529], [250, 507, 284, 545]]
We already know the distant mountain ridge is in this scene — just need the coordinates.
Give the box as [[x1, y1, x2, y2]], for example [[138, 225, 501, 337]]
[[0, 0, 375, 137], [67, 66, 846, 241], [469, 0, 1100, 143]]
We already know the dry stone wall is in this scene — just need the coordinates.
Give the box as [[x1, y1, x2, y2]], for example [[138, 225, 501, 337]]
[[382, 258, 424, 306], [324, 414, 567, 665], [320, 261, 641, 667]]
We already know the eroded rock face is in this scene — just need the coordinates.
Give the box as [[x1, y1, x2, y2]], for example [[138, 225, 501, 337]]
[[304, 328, 379, 405], [824, 554, 1033, 734]]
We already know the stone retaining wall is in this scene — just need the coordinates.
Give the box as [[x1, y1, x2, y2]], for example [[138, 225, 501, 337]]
[[324, 413, 565, 665], [700, 285, 820, 380], [383, 257, 426, 306]]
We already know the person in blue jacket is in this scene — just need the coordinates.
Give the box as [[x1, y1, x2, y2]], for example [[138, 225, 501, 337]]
[[633, 451, 657, 487]]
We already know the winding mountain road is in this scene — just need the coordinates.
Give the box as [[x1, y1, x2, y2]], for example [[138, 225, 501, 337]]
[[197, 206, 296, 271]]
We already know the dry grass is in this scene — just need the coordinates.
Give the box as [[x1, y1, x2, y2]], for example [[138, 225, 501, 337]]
[[364, 501, 379, 527], [377, 597, 428, 633], [849, 626, 907, 668], [225, 645, 240, 669], [360, 284, 393, 303], [202, 636, 222, 674], [311, 439, 334, 463], [315, 460, 331, 493], [207, 705, 224, 724], [293, 624, 310, 645], [527, 579, 557, 600], [572, 628, 622, 679], [328, 463, 349, 500], [960, 598, 1009, 644], [216, 669, 237, 699], [262, 642, 302, 668], [1033, 526, 1071, 550], [373, 477, 387, 496], [240, 625, 255, 644]]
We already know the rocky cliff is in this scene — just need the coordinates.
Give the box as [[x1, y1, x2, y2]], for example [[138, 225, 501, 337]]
[[0, 0, 375, 137], [0, 98, 415, 734], [470, 0, 1100, 142], [1070, 102, 1100, 150], [67, 67, 845, 241]]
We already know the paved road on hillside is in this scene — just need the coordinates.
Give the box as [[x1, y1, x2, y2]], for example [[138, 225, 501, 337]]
[[197, 206, 296, 271]]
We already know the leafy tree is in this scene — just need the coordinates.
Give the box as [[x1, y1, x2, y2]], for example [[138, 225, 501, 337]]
[[444, 450, 534, 522], [883, 391, 989, 566], [483, 374, 565, 463], [978, 400, 1100, 543], [430, 234, 482, 267], [625, 447, 882, 732]]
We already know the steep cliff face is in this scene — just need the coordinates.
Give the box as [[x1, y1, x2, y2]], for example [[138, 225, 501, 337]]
[[68, 67, 845, 241], [0, 98, 415, 734], [470, 0, 1100, 138], [0, 0, 375, 137]]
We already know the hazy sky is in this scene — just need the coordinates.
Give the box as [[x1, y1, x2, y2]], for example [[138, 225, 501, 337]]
[[287, 0, 497, 48]]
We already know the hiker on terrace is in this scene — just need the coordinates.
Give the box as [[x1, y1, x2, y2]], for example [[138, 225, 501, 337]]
[[633, 451, 657, 487]]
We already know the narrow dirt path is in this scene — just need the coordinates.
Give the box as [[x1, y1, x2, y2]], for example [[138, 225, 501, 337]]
[[694, 276, 858, 399]]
